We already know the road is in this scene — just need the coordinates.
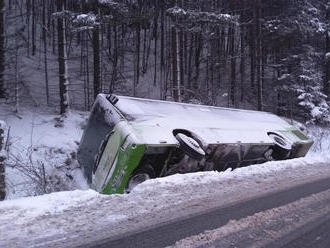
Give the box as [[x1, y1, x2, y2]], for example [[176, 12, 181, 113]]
[[269, 216, 330, 248], [82, 176, 330, 248]]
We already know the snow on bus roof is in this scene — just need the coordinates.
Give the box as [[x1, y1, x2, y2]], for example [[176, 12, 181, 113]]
[[107, 95, 293, 145], [114, 95, 290, 128]]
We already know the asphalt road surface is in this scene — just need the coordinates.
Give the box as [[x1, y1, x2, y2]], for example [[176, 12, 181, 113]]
[[268, 214, 330, 248], [82, 176, 330, 248]]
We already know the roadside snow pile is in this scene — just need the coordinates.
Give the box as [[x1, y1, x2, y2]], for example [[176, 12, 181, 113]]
[[0, 157, 330, 248], [0, 189, 101, 218], [0, 105, 89, 199], [131, 156, 327, 195]]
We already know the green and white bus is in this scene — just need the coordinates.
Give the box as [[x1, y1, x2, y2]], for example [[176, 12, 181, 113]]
[[77, 94, 313, 195]]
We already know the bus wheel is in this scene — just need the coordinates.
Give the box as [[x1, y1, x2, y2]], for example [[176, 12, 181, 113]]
[[175, 133, 205, 161], [268, 132, 292, 160], [125, 164, 155, 193]]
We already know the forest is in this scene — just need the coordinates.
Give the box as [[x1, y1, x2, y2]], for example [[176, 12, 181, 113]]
[[0, 0, 329, 124]]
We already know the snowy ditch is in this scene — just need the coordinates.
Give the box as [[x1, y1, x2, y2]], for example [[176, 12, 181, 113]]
[[0, 106, 89, 198]]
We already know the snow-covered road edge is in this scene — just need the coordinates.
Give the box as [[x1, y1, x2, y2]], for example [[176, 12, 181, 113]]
[[1, 157, 330, 248]]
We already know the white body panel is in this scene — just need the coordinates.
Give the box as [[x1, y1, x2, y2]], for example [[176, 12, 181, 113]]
[[115, 96, 293, 145]]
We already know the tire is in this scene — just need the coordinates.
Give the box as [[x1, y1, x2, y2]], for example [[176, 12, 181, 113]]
[[125, 164, 156, 193], [175, 133, 205, 161], [268, 132, 292, 160]]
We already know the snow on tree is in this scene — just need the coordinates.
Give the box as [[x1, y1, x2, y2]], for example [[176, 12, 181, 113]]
[[166, 7, 238, 26], [72, 13, 98, 32], [166, 6, 238, 33], [263, 0, 330, 124], [276, 49, 330, 124]]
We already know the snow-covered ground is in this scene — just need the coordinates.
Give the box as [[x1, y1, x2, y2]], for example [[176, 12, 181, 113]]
[[0, 157, 330, 247], [0, 104, 89, 198]]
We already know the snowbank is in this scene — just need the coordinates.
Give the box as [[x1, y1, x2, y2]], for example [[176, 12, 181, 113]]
[[0, 189, 101, 218]]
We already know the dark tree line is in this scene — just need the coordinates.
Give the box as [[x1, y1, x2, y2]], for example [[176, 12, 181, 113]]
[[0, 0, 329, 124]]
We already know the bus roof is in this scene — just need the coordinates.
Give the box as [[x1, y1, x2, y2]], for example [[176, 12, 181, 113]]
[[110, 95, 293, 145]]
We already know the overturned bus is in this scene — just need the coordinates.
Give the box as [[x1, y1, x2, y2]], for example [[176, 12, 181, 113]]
[[77, 94, 313, 195]]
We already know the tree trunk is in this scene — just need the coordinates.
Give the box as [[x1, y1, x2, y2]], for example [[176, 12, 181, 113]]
[[0, 127, 5, 201], [133, 25, 141, 96], [153, 11, 158, 86], [324, 6, 330, 97], [256, 0, 263, 111], [26, 0, 30, 56], [0, 0, 5, 98], [187, 33, 193, 90], [86, 31, 90, 108], [32, 0, 36, 56], [160, 6, 165, 69], [230, 26, 236, 107], [57, 0, 69, 115], [250, 8, 256, 91], [43, 0, 49, 105], [93, 26, 101, 99], [194, 33, 202, 90], [179, 29, 184, 98], [171, 26, 181, 102], [110, 25, 118, 93], [240, 11, 246, 102]]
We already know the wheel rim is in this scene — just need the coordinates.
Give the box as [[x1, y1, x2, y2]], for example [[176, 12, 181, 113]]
[[268, 133, 292, 150], [176, 133, 205, 156]]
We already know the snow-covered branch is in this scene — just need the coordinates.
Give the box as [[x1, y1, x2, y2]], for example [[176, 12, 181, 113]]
[[72, 13, 99, 32], [166, 7, 238, 26]]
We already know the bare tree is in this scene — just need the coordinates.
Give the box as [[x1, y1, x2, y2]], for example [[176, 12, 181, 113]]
[[256, 0, 263, 111], [93, 25, 101, 99], [43, 0, 50, 105], [0, 122, 8, 200], [57, 0, 69, 115]]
